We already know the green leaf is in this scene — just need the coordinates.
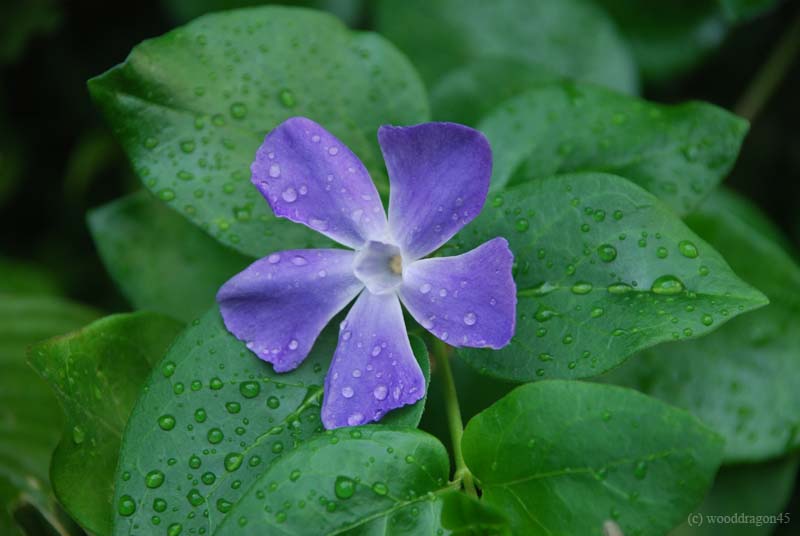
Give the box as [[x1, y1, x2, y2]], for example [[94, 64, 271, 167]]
[[0, 257, 60, 295], [0, 0, 60, 65], [28, 312, 183, 535], [718, 0, 779, 21], [479, 82, 748, 215], [0, 293, 98, 536], [602, 189, 800, 462], [462, 381, 724, 535], [672, 456, 798, 536], [111, 307, 429, 535], [220, 427, 451, 533], [163, 0, 365, 27], [375, 0, 638, 95], [89, 6, 429, 257], [440, 490, 511, 536], [429, 58, 561, 125], [447, 173, 767, 382], [88, 191, 253, 322], [593, 0, 727, 82]]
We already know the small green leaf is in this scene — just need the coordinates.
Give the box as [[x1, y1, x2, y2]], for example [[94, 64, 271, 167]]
[[0, 0, 60, 65], [672, 456, 798, 536], [163, 0, 365, 27], [0, 293, 98, 536], [111, 308, 429, 535], [603, 189, 800, 462], [440, 490, 511, 536], [375, 0, 638, 94], [718, 0, 779, 21], [430, 58, 561, 125], [221, 427, 451, 533], [29, 312, 184, 535], [462, 381, 724, 535], [448, 173, 766, 382], [480, 82, 748, 214], [89, 6, 429, 257], [88, 191, 253, 322]]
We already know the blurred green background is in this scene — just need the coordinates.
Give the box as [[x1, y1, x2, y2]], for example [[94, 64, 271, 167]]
[[1, 0, 798, 533]]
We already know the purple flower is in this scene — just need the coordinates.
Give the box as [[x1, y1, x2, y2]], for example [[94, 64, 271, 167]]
[[217, 117, 516, 429]]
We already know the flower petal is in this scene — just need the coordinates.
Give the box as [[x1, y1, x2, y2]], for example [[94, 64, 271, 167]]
[[252, 117, 387, 249], [217, 249, 363, 372], [379, 122, 491, 259], [399, 237, 516, 349], [321, 291, 425, 429]]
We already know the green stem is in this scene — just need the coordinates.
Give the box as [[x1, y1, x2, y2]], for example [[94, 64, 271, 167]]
[[433, 339, 478, 498], [735, 9, 800, 121]]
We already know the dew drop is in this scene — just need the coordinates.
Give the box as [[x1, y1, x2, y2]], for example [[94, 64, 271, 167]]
[[341, 386, 354, 398], [158, 415, 176, 431], [240, 381, 260, 398], [679, 240, 699, 258], [570, 281, 593, 295], [269, 163, 281, 177], [145, 470, 165, 489], [373, 385, 388, 400], [118, 495, 136, 516], [334, 476, 356, 499], [463, 312, 477, 325], [597, 244, 617, 262], [281, 188, 297, 202], [650, 275, 685, 295]]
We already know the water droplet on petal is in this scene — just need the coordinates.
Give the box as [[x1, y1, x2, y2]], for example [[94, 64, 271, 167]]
[[281, 188, 297, 202]]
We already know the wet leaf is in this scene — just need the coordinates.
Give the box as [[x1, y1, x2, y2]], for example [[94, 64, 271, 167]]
[[89, 6, 429, 257], [29, 312, 183, 535], [462, 381, 724, 535], [111, 307, 429, 535], [88, 191, 253, 322], [448, 173, 766, 382], [480, 82, 748, 215]]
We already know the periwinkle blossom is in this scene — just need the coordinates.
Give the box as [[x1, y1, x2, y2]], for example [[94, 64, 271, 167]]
[[217, 117, 516, 429]]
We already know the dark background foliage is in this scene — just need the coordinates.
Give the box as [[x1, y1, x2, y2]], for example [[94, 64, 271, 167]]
[[1, 0, 798, 533]]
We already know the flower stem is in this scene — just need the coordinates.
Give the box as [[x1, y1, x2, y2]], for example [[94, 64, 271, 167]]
[[735, 8, 800, 121], [433, 339, 478, 497]]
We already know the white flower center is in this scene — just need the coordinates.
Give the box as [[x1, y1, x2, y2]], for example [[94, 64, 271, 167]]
[[353, 240, 404, 295]]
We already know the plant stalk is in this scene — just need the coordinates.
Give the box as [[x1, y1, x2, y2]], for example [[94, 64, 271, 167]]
[[735, 8, 800, 121], [434, 339, 478, 497]]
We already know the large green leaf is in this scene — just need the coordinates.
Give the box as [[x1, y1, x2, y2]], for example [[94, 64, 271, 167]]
[[462, 381, 724, 535], [220, 427, 452, 533], [111, 307, 429, 535], [446, 173, 766, 382], [593, 0, 727, 82], [29, 312, 184, 535], [479, 82, 748, 215], [88, 191, 253, 322], [602, 189, 800, 462], [0, 293, 98, 536], [89, 6, 429, 258], [375, 0, 638, 94], [672, 456, 798, 536], [429, 59, 561, 125]]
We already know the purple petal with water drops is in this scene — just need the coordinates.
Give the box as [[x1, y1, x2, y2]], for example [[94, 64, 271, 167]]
[[252, 117, 388, 249], [399, 237, 516, 349], [321, 291, 425, 429], [217, 249, 364, 372], [379, 122, 491, 259]]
